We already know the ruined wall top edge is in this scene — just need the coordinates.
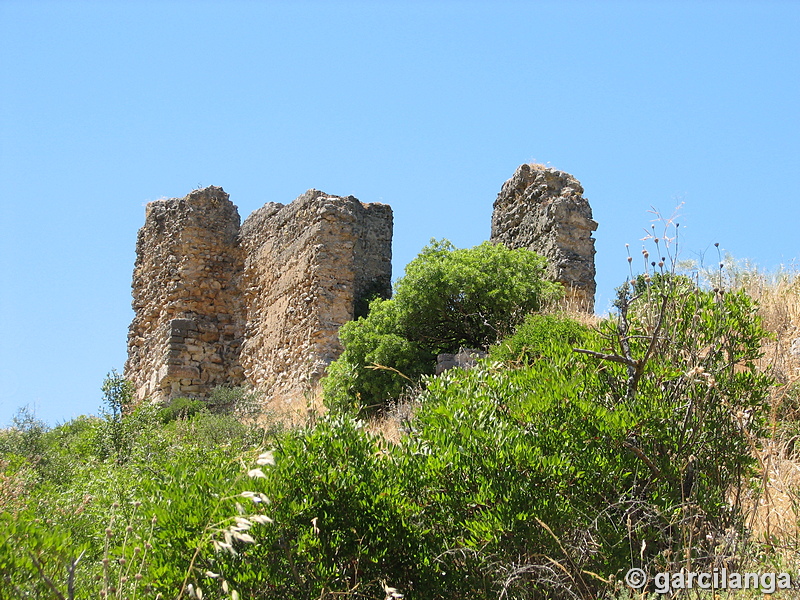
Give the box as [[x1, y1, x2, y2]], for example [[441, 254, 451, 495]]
[[145, 186, 237, 216], [492, 164, 587, 212], [141, 186, 241, 243], [240, 188, 392, 240]]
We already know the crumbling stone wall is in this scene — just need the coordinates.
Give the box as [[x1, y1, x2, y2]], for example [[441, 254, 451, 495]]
[[125, 187, 246, 404], [125, 186, 392, 409], [238, 190, 392, 408], [490, 164, 597, 310], [127, 165, 595, 409]]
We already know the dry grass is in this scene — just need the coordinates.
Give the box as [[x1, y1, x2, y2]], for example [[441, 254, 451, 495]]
[[252, 384, 328, 431], [0, 458, 30, 515], [725, 264, 800, 572], [698, 260, 800, 380], [748, 439, 800, 546], [365, 395, 420, 444], [527, 162, 549, 170], [544, 292, 601, 328]]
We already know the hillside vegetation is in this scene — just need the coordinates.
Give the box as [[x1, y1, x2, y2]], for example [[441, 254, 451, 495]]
[[2, 230, 799, 599]]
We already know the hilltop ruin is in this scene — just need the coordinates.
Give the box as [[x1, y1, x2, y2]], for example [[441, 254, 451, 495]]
[[125, 164, 596, 408], [125, 187, 392, 408]]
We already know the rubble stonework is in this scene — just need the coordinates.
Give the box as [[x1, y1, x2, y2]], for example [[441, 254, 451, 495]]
[[125, 187, 246, 404], [238, 190, 393, 408], [125, 187, 392, 408], [490, 164, 597, 310], [435, 348, 488, 376]]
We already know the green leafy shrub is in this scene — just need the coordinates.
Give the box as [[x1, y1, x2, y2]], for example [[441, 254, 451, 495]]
[[0, 409, 104, 490], [0, 407, 50, 480], [93, 401, 161, 463], [207, 384, 271, 424], [594, 275, 773, 555], [0, 227, 779, 599], [389, 269, 773, 596], [0, 375, 270, 598], [323, 239, 561, 413], [403, 361, 633, 598], [324, 298, 433, 413], [100, 369, 134, 418], [241, 415, 431, 599], [490, 312, 594, 364], [0, 509, 88, 600], [135, 446, 258, 593], [392, 239, 560, 349], [164, 408, 263, 449], [157, 396, 207, 423]]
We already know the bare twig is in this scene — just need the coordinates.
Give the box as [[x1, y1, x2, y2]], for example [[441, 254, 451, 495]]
[[26, 551, 66, 600], [534, 518, 594, 598], [572, 348, 638, 368], [621, 440, 663, 480], [66, 550, 85, 600]]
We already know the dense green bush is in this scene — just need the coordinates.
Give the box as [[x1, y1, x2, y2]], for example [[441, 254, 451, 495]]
[[489, 312, 594, 364], [277, 270, 773, 598], [598, 275, 773, 544], [0, 382, 269, 599], [323, 298, 433, 413], [0, 510, 87, 600], [392, 239, 560, 349], [206, 385, 265, 423], [323, 239, 561, 413], [406, 274, 770, 595], [158, 396, 207, 423], [402, 360, 632, 597], [232, 416, 433, 599]]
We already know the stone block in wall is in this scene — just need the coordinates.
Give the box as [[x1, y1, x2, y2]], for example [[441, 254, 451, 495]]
[[165, 364, 201, 381]]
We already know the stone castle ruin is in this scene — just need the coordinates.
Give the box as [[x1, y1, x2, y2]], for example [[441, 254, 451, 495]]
[[490, 163, 597, 310], [125, 164, 595, 408], [125, 187, 392, 407]]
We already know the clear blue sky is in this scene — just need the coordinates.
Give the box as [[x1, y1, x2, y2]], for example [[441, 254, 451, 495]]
[[1, 1, 798, 426]]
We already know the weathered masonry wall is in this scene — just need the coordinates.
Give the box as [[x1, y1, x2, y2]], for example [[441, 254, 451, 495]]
[[125, 187, 393, 407], [125, 187, 245, 404], [490, 164, 597, 310], [238, 190, 393, 408]]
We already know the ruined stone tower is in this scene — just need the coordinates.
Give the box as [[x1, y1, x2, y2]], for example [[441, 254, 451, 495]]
[[126, 166, 595, 409], [126, 187, 246, 405], [490, 164, 597, 310], [125, 187, 392, 408], [238, 190, 392, 406]]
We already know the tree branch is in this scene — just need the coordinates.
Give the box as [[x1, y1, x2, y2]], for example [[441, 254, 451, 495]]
[[572, 348, 639, 369]]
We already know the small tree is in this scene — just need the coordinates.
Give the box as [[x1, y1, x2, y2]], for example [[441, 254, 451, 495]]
[[323, 239, 561, 412], [100, 369, 134, 420], [95, 370, 139, 461]]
